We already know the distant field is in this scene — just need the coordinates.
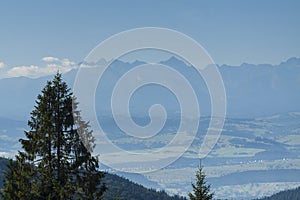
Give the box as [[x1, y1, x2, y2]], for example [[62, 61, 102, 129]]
[[1, 113, 300, 199]]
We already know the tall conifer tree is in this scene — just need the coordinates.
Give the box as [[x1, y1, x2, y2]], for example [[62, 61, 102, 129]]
[[188, 165, 214, 200], [3, 73, 106, 200]]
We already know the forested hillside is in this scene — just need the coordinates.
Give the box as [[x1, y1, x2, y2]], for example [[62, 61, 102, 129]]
[[258, 187, 300, 200], [102, 173, 186, 200], [0, 157, 186, 200]]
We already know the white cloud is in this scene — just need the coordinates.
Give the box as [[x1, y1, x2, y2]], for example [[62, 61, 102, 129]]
[[0, 57, 79, 79], [6, 65, 54, 78], [79, 63, 93, 68], [42, 56, 59, 62], [61, 58, 76, 66], [7, 64, 75, 78], [0, 61, 5, 69]]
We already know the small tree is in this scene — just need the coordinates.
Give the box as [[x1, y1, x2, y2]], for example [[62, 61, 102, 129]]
[[188, 165, 214, 200], [3, 73, 106, 199]]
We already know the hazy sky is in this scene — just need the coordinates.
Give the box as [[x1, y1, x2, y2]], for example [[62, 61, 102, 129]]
[[0, 0, 299, 78]]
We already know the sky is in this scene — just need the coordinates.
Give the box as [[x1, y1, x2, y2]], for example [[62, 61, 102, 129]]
[[0, 0, 299, 78]]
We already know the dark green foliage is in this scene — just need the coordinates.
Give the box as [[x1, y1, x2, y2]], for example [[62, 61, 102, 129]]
[[0, 157, 7, 189], [2, 73, 106, 199], [102, 173, 187, 200], [188, 166, 214, 200], [258, 187, 300, 200], [0, 157, 186, 200], [0, 157, 6, 199], [3, 157, 36, 199]]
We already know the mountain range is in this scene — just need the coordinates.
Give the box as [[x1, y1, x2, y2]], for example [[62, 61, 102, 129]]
[[0, 57, 300, 199], [1, 57, 300, 121]]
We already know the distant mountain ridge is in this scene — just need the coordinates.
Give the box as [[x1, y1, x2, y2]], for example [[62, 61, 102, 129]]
[[1, 57, 299, 120], [218, 57, 300, 117]]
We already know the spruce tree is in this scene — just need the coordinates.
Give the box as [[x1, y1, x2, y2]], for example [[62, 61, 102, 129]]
[[188, 165, 214, 200], [3, 73, 106, 199]]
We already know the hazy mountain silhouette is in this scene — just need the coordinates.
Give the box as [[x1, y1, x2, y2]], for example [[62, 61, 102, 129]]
[[1, 57, 300, 120]]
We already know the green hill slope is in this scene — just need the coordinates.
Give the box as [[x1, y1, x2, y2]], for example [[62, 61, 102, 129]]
[[258, 187, 300, 200], [0, 157, 186, 200], [102, 173, 186, 200]]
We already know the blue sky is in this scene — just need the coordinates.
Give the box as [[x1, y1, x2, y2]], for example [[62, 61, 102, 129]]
[[0, 0, 299, 78]]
